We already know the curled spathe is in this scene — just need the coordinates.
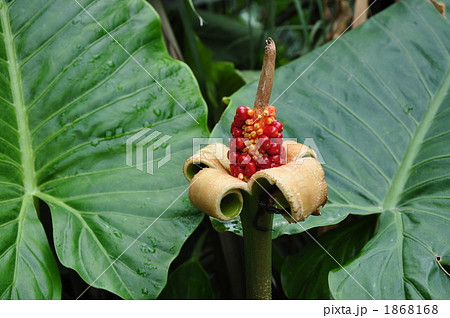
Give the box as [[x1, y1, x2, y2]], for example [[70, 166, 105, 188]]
[[183, 141, 327, 223]]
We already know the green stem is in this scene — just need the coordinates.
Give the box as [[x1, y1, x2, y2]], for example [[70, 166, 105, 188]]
[[240, 193, 273, 299]]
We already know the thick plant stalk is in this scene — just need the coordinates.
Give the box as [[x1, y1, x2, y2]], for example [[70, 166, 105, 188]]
[[241, 193, 273, 299], [242, 37, 277, 299]]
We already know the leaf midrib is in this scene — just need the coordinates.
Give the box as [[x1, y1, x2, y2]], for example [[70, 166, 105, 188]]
[[383, 69, 450, 209], [0, 1, 36, 193]]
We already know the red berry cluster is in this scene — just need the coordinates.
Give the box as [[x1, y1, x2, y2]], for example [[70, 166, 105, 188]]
[[228, 106, 285, 181]]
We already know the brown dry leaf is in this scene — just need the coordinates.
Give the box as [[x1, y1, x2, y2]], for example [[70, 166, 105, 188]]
[[428, 0, 446, 17], [328, 0, 353, 40], [352, 0, 369, 29], [323, 0, 332, 20]]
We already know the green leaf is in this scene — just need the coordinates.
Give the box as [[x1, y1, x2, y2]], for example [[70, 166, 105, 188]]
[[281, 215, 377, 299], [158, 257, 214, 299], [0, 0, 208, 299], [211, 0, 450, 299], [194, 10, 265, 69], [183, 34, 245, 125]]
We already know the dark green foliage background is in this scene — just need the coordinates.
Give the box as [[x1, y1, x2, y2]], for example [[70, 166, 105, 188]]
[[0, 0, 448, 299]]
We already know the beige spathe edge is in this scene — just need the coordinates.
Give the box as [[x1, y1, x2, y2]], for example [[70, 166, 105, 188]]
[[183, 141, 327, 223]]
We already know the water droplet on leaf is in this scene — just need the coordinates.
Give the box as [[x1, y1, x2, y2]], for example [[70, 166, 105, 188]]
[[140, 244, 155, 254], [136, 268, 149, 277]]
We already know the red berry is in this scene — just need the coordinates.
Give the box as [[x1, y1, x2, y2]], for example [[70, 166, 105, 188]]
[[270, 155, 281, 164], [228, 151, 238, 164], [272, 119, 283, 132], [229, 138, 236, 150], [231, 127, 243, 138], [233, 165, 244, 177], [236, 106, 252, 121], [257, 135, 271, 151], [267, 143, 281, 155], [235, 137, 245, 150], [229, 105, 285, 178], [263, 126, 278, 138], [232, 116, 245, 128], [244, 161, 256, 177], [256, 156, 271, 168], [238, 153, 251, 166]]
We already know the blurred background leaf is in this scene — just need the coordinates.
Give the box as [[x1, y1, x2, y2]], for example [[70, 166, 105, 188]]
[[158, 257, 215, 299], [281, 215, 377, 299]]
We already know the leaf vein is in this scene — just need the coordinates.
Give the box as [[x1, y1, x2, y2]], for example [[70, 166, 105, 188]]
[[372, 19, 432, 97], [30, 43, 148, 137], [33, 77, 164, 153], [303, 74, 400, 165], [26, 3, 146, 111], [340, 37, 418, 127], [285, 103, 390, 183], [326, 164, 381, 204], [19, 0, 97, 67]]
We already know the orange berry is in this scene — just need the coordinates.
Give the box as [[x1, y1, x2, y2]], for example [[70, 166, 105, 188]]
[[267, 106, 276, 115]]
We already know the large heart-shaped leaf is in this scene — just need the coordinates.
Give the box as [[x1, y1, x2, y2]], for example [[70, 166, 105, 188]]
[[211, 0, 450, 299], [0, 0, 208, 299]]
